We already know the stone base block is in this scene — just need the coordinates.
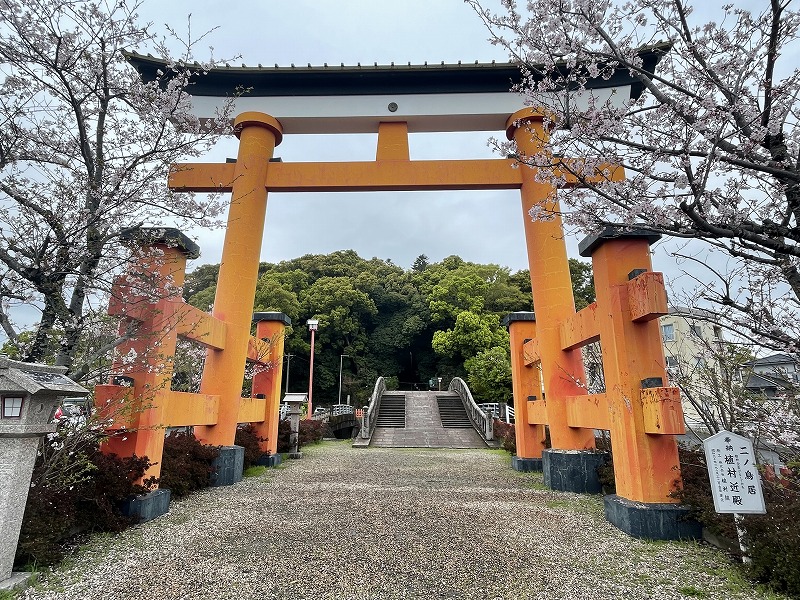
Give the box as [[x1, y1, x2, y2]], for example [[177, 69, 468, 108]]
[[604, 494, 702, 540], [512, 456, 542, 472], [211, 445, 245, 487], [543, 449, 608, 494], [120, 489, 170, 523], [288, 451, 303, 459], [0, 571, 33, 591], [255, 453, 282, 468]]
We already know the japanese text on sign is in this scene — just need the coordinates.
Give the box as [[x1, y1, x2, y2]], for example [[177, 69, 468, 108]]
[[702, 430, 766, 514]]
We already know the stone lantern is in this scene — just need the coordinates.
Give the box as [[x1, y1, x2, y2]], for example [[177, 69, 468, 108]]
[[0, 355, 88, 589], [282, 392, 307, 459]]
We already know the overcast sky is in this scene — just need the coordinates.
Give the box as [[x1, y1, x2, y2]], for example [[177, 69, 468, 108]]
[[132, 0, 629, 275]]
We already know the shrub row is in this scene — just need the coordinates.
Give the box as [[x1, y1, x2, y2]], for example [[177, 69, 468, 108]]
[[276, 418, 327, 453], [16, 449, 152, 567], [158, 431, 220, 499]]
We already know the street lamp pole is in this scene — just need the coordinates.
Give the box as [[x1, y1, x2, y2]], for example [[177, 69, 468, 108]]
[[284, 354, 293, 395], [338, 354, 350, 405], [306, 319, 319, 417]]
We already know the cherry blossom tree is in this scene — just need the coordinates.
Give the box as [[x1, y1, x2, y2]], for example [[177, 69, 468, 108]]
[[467, 0, 800, 356], [0, 0, 234, 376]]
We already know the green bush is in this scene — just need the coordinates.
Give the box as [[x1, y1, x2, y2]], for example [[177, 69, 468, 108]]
[[234, 423, 269, 468], [158, 431, 219, 499]]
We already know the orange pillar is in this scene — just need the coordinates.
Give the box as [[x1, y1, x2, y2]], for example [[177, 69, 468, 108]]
[[99, 228, 199, 482], [583, 231, 682, 503], [251, 312, 289, 455], [503, 312, 546, 469], [195, 112, 283, 446], [506, 109, 595, 452]]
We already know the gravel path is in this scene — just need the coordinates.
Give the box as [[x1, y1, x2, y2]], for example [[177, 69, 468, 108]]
[[22, 441, 782, 600]]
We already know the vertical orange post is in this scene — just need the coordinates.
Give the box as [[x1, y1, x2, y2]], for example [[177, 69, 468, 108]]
[[506, 109, 595, 452], [251, 312, 290, 455], [99, 229, 199, 482], [503, 312, 546, 470], [194, 112, 283, 446], [582, 231, 682, 503]]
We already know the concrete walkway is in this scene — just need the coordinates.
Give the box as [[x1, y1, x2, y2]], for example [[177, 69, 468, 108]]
[[370, 391, 486, 448], [22, 442, 781, 600]]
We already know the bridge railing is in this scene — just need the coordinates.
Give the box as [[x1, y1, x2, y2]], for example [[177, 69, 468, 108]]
[[360, 377, 387, 439], [331, 404, 354, 417], [449, 377, 493, 442]]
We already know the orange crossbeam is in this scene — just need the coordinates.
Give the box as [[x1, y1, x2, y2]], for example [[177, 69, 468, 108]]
[[523, 338, 540, 366], [641, 387, 685, 434], [565, 394, 610, 430], [237, 396, 268, 423], [627, 271, 669, 323], [526, 398, 548, 424], [161, 391, 220, 427], [247, 336, 272, 364], [169, 163, 236, 192], [267, 159, 522, 191], [169, 159, 624, 193], [560, 302, 600, 351], [175, 304, 227, 349]]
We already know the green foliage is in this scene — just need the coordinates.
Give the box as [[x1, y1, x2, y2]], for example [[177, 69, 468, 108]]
[[568, 259, 596, 310], [465, 346, 513, 404], [433, 311, 507, 359], [158, 432, 220, 499], [183, 250, 592, 404], [243, 465, 267, 478]]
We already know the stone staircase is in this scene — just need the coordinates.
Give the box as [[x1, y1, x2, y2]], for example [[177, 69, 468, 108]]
[[376, 392, 406, 428], [436, 394, 472, 428], [369, 391, 487, 448]]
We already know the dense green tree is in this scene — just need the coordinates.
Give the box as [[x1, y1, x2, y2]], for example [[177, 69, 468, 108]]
[[177, 250, 595, 405], [464, 347, 513, 405], [432, 311, 507, 361]]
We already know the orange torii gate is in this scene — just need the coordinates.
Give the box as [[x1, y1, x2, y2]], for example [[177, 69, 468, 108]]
[[101, 54, 695, 538]]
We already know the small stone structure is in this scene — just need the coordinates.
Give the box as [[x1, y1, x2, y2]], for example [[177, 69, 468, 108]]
[[0, 355, 88, 587], [282, 393, 307, 458]]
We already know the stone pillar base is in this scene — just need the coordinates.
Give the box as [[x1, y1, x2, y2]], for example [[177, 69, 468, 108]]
[[211, 445, 245, 487], [121, 489, 171, 523], [604, 494, 702, 540], [0, 571, 34, 591], [288, 451, 303, 459], [255, 453, 282, 467], [543, 449, 608, 493], [512, 456, 542, 472]]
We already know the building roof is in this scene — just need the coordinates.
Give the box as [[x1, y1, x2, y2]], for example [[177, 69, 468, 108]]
[[125, 48, 667, 98], [124, 46, 669, 135], [745, 372, 792, 391], [744, 353, 797, 367]]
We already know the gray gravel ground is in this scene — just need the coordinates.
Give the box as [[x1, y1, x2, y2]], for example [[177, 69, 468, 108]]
[[21, 441, 785, 600]]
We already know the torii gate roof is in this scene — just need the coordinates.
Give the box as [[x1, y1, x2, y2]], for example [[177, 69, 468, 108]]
[[127, 47, 666, 135]]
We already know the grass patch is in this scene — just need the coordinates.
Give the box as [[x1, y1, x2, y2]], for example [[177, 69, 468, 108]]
[[243, 466, 267, 478], [678, 586, 710, 598]]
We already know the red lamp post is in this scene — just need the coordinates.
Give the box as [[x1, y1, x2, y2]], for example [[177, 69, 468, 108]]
[[306, 318, 319, 417]]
